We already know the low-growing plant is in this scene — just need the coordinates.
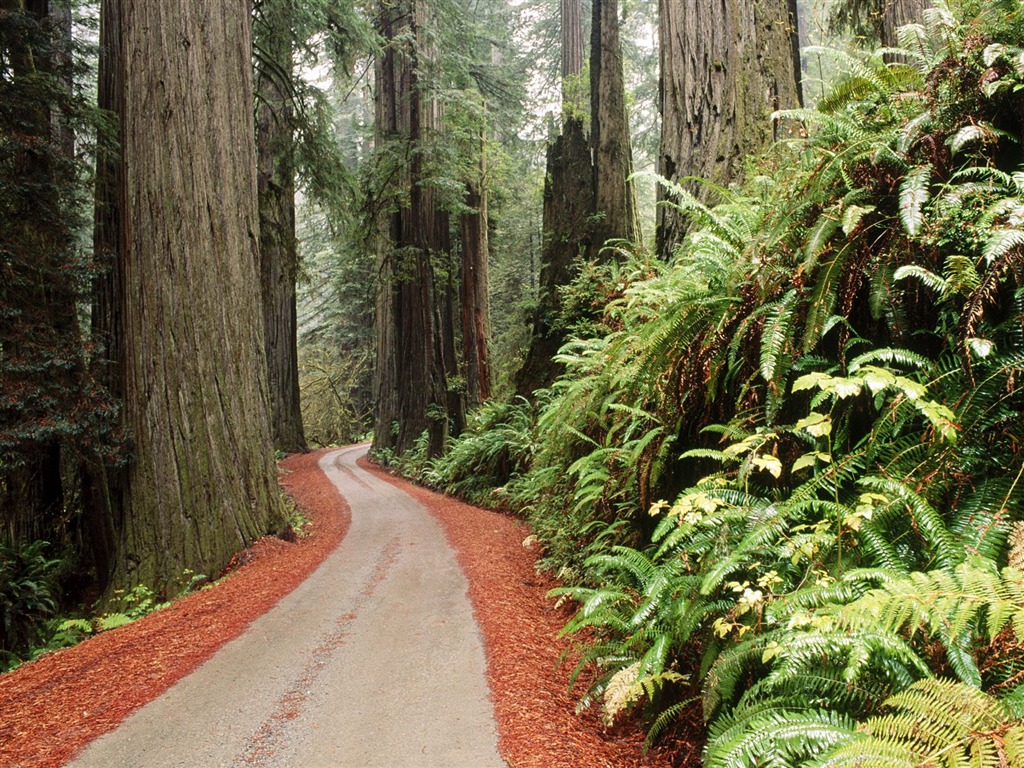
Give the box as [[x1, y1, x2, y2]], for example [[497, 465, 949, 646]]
[[0, 540, 62, 658]]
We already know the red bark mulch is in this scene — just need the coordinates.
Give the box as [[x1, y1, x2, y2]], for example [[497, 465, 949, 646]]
[[0, 446, 693, 768], [0, 448, 349, 768]]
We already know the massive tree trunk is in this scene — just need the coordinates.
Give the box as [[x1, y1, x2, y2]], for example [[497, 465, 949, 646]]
[[515, 0, 593, 397], [372, 0, 449, 456], [657, 0, 802, 258], [255, 0, 307, 454], [94, 0, 285, 595], [881, 0, 930, 47], [515, 117, 593, 397], [590, 0, 640, 250], [460, 138, 492, 408]]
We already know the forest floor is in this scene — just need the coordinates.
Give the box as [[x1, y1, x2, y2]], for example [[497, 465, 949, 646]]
[[0, 445, 692, 768]]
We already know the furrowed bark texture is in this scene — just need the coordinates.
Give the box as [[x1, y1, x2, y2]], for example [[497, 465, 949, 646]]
[[96, 0, 284, 595], [255, 0, 307, 454], [657, 0, 802, 258], [881, 0, 930, 47], [515, 117, 593, 397], [590, 0, 640, 250], [372, 0, 449, 456], [560, 0, 583, 91]]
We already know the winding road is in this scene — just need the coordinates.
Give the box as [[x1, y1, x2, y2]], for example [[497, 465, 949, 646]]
[[68, 445, 506, 768]]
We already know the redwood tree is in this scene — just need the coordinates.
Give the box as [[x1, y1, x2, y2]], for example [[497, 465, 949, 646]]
[[515, 0, 594, 396], [881, 0, 931, 45], [93, 0, 284, 594], [460, 136, 492, 408], [656, 0, 802, 257], [371, 0, 449, 456], [590, 0, 640, 250], [255, 0, 307, 454]]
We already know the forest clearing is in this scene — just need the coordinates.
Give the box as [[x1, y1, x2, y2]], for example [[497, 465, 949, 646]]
[[2, 0, 1024, 765]]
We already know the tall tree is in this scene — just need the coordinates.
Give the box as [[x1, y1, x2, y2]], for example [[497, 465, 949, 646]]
[[656, 0, 802, 257], [881, 0, 931, 45], [460, 129, 492, 408], [255, 0, 307, 454], [829, 0, 932, 48], [590, 0, 640, 249], [93, 0, 284, 594], [0, 0, 120, 549], [371, 0, 449, 456], [515, 0, 594, 396]]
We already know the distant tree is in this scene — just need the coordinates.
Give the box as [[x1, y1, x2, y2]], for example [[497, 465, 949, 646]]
[[656, 0, 802, 257], [460, 131, 492, 409], [590, 0, 640, 249], [515, 0, 594, 397], [0, 0, 121, 549], [371, 0, 450, 456], [829, 0, 932, 47], [881, 0, 931, 45], [255, 0, 308, 455], [92, 0, 284, 594], [517, 0, 642, 396]]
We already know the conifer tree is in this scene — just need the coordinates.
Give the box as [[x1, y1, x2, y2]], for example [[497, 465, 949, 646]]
[[656, 0, 802, 257], [92, 0, 284, 594]]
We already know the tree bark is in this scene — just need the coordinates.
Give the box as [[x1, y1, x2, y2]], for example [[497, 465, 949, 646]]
[[590, 0, 640, 250], [372, 0, 449, 456], [656, 0, 802, 258], [94, 0, 285, 595], [460, 137, 492, 408], [515, 0, 594, 397], [255, 0, 307, 454], [515, 116, 593, 397], [881, 0, 930, 47], [560, 0, 584, 107]]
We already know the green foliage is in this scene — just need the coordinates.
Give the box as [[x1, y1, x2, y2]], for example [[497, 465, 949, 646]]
[[298, 344, 372, 447], [0, 5, 124, 488], [814, 678, 1024, 768], [422, 398, 536, 506], [1, 566, 205, 674], [423, 1, 1024, 762], [0, 540, 61, 658]]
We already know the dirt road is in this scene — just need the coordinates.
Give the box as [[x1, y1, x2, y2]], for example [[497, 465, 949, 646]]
[[68, 445, 506, 768]]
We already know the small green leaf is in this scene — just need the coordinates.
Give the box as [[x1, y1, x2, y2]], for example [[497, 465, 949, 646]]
[[761, 641, 782, 664], [831, 377, 863, 399], [899, 164, 931, 238], [792, 453, 818, 472], [841, 204, 874, 236], [859, 366, 896, 395]]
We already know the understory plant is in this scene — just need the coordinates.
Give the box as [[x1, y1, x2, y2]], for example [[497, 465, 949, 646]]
[[491, 1, 1024, 764], [0, 539, 62, 668]]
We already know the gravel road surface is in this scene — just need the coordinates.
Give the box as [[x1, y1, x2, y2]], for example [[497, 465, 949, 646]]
[[68, 445, 506, 768]]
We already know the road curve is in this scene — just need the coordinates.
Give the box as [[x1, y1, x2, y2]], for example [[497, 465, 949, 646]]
[[68, 445, 506, 768]]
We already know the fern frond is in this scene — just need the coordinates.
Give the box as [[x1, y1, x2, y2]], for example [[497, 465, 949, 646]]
[[899, 164, 932, 238], [704, 706, 855, 768], [858, 476, 960, 569], [813, 679, 1017, 768]]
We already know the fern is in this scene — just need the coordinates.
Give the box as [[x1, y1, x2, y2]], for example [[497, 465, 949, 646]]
[[899, 164, 932, 238], [813, 678, 1023, 768]]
